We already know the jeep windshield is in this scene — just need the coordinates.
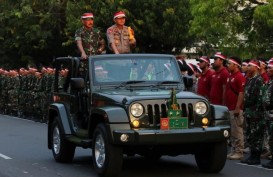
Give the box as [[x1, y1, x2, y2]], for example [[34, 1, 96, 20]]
[[91, 55, 182, 88]]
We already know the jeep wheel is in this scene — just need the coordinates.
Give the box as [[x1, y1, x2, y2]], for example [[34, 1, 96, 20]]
[[51, 119, 75, 163], [195, 141, 227, 173], [92, 123, 123, 177]]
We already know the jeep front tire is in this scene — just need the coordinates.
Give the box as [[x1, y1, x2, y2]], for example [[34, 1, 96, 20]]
[[92, 123, 123, 177], [195, 141, 227, 173]]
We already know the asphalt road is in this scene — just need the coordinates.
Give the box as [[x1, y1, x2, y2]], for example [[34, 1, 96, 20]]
[[0, 114, 272, 177]]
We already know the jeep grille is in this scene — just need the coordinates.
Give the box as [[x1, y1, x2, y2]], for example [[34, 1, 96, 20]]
[[140, 100, 195, 128]]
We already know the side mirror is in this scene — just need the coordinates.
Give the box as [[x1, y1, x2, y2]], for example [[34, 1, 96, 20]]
[[71, 78, 84, 90]]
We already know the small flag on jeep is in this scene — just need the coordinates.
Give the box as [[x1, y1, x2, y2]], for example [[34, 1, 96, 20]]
[[160, 88, 188, 130], [167, 88, 179, 110]]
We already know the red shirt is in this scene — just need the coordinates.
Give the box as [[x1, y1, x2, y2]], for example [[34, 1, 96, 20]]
[[209, 67, 229, 105], [197, 69, 214, 99], [225, 71, 245, 110], [261, 72, 269, 84]]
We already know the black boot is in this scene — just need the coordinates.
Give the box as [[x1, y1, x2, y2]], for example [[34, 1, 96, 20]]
[[262, 155, 273, 169], [240, 151, 261, 165]]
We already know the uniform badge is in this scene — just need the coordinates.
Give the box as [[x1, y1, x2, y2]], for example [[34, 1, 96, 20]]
[[107, 28, 113, 34]]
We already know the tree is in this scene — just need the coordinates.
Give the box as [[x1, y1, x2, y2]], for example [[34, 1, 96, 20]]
[[0, 0, 70, 68], [252, 0, 273, 57], [189, 0, 273, 58], [124, 0, 193, 53], [189, 0, 243, 56]]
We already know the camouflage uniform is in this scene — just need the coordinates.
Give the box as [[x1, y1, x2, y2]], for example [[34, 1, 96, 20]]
[[263, 79, 273, 156], [0, 67, 55, 122], [0, 72, 4, 113], [25, 73, 35, 118], [18, 73, 28, 117], [7, 72, 20, 116], [43, 71, 54, 121], [75, 27, 105, 56], [244, 74, 265, 153], [35, 72, 48, 122], [32, 73, 43, 120], [0, 72, 8, 113]]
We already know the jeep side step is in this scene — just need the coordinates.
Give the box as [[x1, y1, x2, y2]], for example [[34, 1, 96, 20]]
[[75, 129, 88, 138], [67, 135, 92, 148]]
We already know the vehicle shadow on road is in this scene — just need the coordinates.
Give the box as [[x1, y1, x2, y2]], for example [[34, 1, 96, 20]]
[[71, 154, 225, 177], [121, 155, 200, 177]]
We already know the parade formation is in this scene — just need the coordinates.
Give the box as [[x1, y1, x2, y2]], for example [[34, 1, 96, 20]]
[[0, 67, 56, 122]]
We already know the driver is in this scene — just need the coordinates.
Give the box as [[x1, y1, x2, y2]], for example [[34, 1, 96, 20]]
[[95, 66, 108, 81]]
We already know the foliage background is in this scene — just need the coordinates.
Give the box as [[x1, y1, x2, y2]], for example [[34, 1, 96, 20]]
[[0, 0, 273, 69]]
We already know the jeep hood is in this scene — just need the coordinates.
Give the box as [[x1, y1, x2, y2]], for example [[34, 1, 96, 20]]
[[93, 89, 205, 104]]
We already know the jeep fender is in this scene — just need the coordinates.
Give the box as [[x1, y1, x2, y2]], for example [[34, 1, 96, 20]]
[[210, 104, 230, 126], [48, 103, 73, 149], [92, 106, 130, 123], [91, 107, 131, 145]]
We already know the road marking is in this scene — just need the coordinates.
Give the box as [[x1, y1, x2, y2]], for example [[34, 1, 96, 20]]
[[0, 153, 12, 160]]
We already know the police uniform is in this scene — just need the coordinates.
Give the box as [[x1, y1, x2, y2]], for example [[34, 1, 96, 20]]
[[107, 25, 135, 54], [106, 11, 136, 54]]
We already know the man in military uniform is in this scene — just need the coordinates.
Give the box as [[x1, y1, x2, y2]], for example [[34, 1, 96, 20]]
[[0, 68, 5, 113], [1, 70, 9, 114], [6, 70, 20, 116], [106, 11, 136, 54], [261, 60, 273, 168], [241, 59, 265, 165], [26, 67, 38, 119], [75, 12, 105, 59], [18, 68, 28, 117]]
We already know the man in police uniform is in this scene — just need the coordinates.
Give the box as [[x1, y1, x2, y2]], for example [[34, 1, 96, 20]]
[[106, 11, 136, 54], [75, 12, 105, 59]]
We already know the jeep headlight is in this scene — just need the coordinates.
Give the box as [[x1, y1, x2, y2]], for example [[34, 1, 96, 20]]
[[195, 102, 207, 115], [130, 103, 144, 117]]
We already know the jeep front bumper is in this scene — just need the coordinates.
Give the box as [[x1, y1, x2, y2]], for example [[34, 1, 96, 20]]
[[112, 126, 230, 145]]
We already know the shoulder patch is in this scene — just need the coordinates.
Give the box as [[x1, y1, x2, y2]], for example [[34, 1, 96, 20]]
[[107, 28, 113, 34]]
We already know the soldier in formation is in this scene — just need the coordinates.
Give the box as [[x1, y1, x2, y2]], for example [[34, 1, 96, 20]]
[[262, 60, 273, 169], [0, 67, 56, 122]]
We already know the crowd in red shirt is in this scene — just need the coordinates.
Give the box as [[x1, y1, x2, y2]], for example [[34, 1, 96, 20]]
[[176, 53, 273, 169]]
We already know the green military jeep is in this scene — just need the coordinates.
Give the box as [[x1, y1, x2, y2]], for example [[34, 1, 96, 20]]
[[47, 54, 230, 177]]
